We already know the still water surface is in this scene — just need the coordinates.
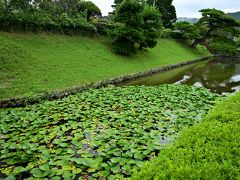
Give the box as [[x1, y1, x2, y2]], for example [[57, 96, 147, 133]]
[[123, 58, 240, 94]]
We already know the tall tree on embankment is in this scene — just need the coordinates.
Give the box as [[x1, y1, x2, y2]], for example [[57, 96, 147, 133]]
[[191, 8, 240, 48], [111, 0, 176, 29], [147, 0, 177, 28], [174, 9, 240, 56], [76, 1, 102, 21], [109, 0, 161, 55]]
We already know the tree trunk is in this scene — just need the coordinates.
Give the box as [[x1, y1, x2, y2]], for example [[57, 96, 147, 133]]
[[191, 28, 214, 48], [191, 39, 200, 48]]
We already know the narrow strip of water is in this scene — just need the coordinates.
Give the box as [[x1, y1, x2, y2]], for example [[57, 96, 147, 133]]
[[122, 58, 240, 94]]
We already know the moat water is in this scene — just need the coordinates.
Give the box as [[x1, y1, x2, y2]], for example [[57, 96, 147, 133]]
[[123, 57, 240, 94]]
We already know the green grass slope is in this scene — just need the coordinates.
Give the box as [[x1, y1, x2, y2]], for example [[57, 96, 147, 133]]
[[132, 93, 240, 179], [0, 32, 210, 99]]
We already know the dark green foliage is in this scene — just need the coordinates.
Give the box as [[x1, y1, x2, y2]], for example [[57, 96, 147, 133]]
[[192, 8, 240, 48], [0, 0, 4, 15], [139, 5, 161, 49], [132, 93, 240, 179], [174, 21, 200, 40], [76, 1, 102, 21], [110, 0, 144, 54], [92, 19, 118, 36], [0, 85, 220, 179], [114, 0, 144, 28], [174, 9, 240, 56], [0, 12, 97, 36], [110, 0, 161, 54], [59, 0, 79, 15], [0, 0, 101, 35], [110, 26, 143, 54], [208, 37, 239, 56], [112, 0, 176, 28], [147, 0, 177, 28]]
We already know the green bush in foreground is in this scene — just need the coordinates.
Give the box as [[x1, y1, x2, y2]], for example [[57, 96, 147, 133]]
[[0, 85, 219, 179], [132, 93, 240, 180]]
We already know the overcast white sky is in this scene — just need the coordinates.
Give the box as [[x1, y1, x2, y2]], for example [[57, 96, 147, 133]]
[[89, 0, 240, 17]]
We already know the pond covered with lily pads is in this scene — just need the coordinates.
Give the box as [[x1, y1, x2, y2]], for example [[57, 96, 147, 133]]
[[0, 85, 220, 179], [123, 57, 240, 94]]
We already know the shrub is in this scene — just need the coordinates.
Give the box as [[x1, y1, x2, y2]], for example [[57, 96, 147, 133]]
[[208, 38, 239, 56], [110, 26, 143, 54], [76, 1, 102, 21], [174, 21, 200, 40], [139, 5, 161, 50], [110, 0, 161, 54], [161, 28, 183, 39], [91, 19, 118, 36], [0, 12, 97, 36], [132, 93, 240, 179]]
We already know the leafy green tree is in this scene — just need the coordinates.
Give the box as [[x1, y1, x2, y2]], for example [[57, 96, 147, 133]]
[[110, 0, 144, 54], [53, 0, 79, 17], [139, 5, 161, 50], [111, 0, 176, 28], [110, 26, 143, 54], [208, 37, 239, 56], [174, 21, 200, 40], [77, 1, 102, 21], [8, 0, 33, 12], [110, 0, 161, 54], [0, 0, 4, 14], [192, 8, 240, 48], [147, 0, 176, 28], [114, 0, 143, 27], [34, 0, 55, 15]]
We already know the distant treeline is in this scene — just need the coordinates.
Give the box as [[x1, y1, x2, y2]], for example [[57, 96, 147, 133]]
[[0, 0, 108, 36], [227, 11, 240, 21]]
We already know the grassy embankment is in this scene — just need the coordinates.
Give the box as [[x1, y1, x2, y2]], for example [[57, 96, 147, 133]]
[[0, 32, 210, 99], [132, 92, 240, 179]]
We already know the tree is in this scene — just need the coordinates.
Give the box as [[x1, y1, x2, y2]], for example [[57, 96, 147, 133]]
[[110, 0, 161, 55], [191, 8, 240, 48], [174, 21, 200, 40], [110, 0, 144, 54], [34, 0, 55, 15], [140, 5, 161, 50], [77, 1, 101, 21], [8, 0, 33, 12], [0, 0, 4, 15], [147, 0, 176, 28], [111, 0, 176, 28], [208, 36, 239, 56], [54, 0, 79, 17]]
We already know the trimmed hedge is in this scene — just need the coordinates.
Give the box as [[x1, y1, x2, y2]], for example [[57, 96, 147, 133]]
[[92, 21, 118, 36], [132, 93, 240, 179], [0, 13, 97, 37]]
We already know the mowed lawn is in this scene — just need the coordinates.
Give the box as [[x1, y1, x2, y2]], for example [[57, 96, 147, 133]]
[[0, 32, 210, 99]]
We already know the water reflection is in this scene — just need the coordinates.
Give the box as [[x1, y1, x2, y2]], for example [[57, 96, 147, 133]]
[[124, 58, 240, 94]]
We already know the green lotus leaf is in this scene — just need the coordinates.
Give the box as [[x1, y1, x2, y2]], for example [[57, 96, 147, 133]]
[[11, 166, 26, 176], [39, 163, 49, 171], [30, 168, 49, 178], [111, 165, 121, 174]]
